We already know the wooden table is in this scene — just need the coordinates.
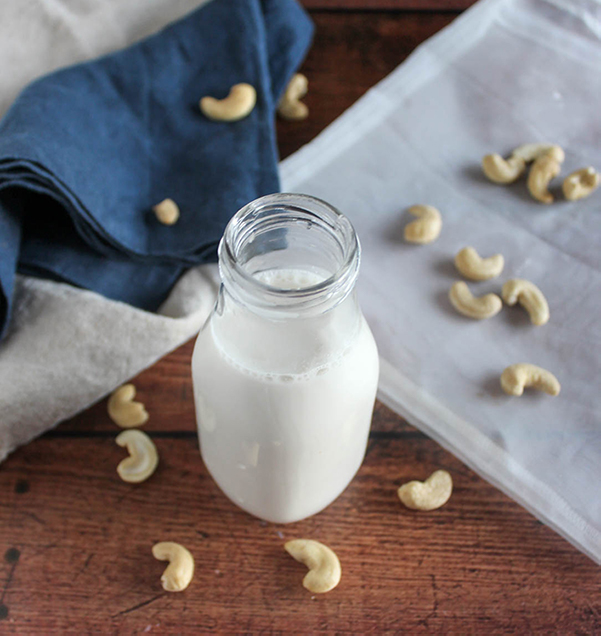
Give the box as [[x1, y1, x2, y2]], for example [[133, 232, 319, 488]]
[[1, 3, 599, 634]]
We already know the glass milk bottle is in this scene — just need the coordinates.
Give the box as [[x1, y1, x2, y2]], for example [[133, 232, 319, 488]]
[[192, 193, 379, 523]]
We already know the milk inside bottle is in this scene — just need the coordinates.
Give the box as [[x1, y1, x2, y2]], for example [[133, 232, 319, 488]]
[[192, 193, 379, 523]]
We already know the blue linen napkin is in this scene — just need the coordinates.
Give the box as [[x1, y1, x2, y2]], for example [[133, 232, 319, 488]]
[[0, 0, 313, 338]]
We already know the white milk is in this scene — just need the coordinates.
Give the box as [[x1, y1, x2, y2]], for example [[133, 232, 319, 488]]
[[253, 268, 326, 289], [192, 268, 379, 523]]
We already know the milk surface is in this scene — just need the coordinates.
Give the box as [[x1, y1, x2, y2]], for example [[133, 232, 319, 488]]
[[192, 268, 379, 523], [253, 268, 326, 289]]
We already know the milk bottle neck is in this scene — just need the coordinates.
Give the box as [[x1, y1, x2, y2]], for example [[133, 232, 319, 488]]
[[217, 193, 361, 320]]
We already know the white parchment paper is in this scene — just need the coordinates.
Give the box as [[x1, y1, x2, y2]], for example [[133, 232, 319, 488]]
[[280, 0, 601, 562]]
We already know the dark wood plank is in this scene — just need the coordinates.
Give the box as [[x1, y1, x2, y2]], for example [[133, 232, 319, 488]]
[[1, 9, 600, 635], [277, 12, 457, 161], [1, 424, 598, 634], [302, 0, 475, 10]]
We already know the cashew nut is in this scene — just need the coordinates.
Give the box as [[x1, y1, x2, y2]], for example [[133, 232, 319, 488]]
[[152, 542, 195, 592], [482, 154, 526, 184], [116, 430, 158, 483], [153, 198, 180, 225], [482, 144, 564, 184], [562, 167, 599, 201], [284, 539, 341, 594], [502, 278, 549, 326], [449, 282, 502, 320], [108, 384, 149, 429], [512, 143, 565, 164], [454, 246, 504, 281], [500, 363, 560, 397], [397, 469, 453, 511], [199, 83, 256, 122], [403, 205, 442, 244], [277, 73, 309, 121], [527, 154, 561, 204]]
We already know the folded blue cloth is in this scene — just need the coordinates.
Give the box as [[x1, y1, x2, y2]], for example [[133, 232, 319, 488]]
[[0, 0, 313, 338]]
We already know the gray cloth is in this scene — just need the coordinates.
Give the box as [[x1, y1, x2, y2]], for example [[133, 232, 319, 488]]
[[0, 266, 219, 461]]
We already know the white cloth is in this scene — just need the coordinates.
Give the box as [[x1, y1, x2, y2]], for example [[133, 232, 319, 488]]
[[0, 0, 211, 118], [0, 0, 599, 564]]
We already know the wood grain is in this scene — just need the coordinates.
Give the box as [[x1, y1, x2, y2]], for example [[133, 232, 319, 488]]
[[0, 7, 599, 635], [1, 406, 599, 634], [277, 12, 456, 161]]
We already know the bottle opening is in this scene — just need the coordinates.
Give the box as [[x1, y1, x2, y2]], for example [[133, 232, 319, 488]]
[[219, 193, 360, 313]]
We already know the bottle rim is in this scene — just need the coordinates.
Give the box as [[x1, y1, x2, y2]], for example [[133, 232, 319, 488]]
[[218, 193, 361, 315]]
